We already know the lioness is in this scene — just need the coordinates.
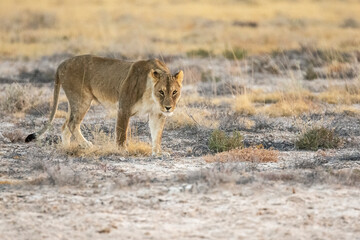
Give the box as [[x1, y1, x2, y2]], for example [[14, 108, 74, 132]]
[[25, 55, 183, 156]]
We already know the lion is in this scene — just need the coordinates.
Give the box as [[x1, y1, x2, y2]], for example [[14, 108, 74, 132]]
[[25, 55, 183, 156]]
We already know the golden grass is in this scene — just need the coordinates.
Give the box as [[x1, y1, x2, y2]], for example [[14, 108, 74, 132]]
[[230, 87, 360, 117], [204, 146, 279, 163], [232, 90, 318, 117], [260, 99, 315, 117], [62, 139, 152, 157], [1, 0, 360, 58], [167, 107, 219, 129], [326, 61, 353, 77], [250, 90, 283, 104], [233, 95, 256, 116], [332, 105, 360, 116], [319, 88, 360, 105], [0, 180, 21, 185], [178, 94, 210, 107], [61, 125, 152, 157]]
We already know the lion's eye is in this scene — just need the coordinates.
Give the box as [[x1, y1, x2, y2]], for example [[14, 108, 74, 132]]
[[173, 90, 177, 95], [159, 90, 164, 96]]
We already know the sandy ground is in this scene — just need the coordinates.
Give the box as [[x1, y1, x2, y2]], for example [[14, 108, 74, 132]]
[[1, 53, 360, 239], [0, 152, 359, 240]]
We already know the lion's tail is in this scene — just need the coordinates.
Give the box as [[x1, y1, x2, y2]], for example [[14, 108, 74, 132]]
[[25, 69, 61, 143]]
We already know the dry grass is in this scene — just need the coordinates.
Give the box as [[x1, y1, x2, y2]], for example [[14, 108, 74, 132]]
[[1, 0, 360, 59], [61, 126, 151, 157], [233, 95, 256, 116], [250, 90, 283, 104], [229, 86, 360, 117], [204, 146, 279, 163], [62, 139, 152, 157], [0, 84, 55, 118], [333, 105, 360, 116], [2, 130, 24, 143], [179, 94, 210, 107], [166, 107, 218, 129], [319, 87, 360, 105], [260, 98, 315, 117], [0, 84, 40, 113], [326, 61, 357, 79], [232, 90, 318, 117]]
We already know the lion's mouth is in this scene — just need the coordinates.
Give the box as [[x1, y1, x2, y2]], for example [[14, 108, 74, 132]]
[[162, 111, 173, 117]]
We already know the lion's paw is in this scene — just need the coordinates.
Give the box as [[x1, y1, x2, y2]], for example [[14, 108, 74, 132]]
[[79, 140, 93, 148]]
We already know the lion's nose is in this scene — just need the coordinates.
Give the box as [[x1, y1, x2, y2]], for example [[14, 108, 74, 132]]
[[165, 106, 171, 111]]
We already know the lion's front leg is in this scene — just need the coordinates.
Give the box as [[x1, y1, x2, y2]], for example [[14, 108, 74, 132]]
[[116, 109, 130, 151], [149, 113, 167, 156]]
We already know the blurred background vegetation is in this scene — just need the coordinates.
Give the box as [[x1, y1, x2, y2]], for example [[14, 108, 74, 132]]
[[0, 0, 359, 59]]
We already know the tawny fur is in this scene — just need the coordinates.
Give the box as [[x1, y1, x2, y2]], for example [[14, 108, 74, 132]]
[[25, 55, 183, 156]]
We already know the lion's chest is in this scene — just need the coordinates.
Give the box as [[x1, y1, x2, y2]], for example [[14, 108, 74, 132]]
[[131, 89, 161, 116]]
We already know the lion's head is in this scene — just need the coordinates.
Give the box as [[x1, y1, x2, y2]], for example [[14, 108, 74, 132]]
[[150, 69, 183, 116]]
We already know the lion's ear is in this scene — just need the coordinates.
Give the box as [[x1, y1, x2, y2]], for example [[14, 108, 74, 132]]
[[174, 70, 184, 85], [150, 69, 161, 83]]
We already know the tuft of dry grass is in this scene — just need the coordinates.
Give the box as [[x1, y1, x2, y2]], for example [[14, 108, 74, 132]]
[[0, 84, 34, 113], [250, 90, 283, 104], [166, 107, 218, 129], [0, 84, 52, 117], [61, 126, 152, 157], [248, 90, 317, 117], [333, 105, 360, 116], [326, 61, 357, 79], [204, 146, 278, 163], [62, 139, 152, 157], [2, 130, 24, 143], [261, 98, 315, 117], [233, 95, 256, 116], [0, 180, 22, 185], [318, 87, 360, 105], [179, 94, 210, 107]]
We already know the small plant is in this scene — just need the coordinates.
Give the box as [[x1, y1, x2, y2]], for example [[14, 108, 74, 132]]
[[340, 18, 359, 29], [208, 130, 244, 153], [304, 66, 317, 80], [186, 49, 213, 58], [296, 127, 342, 151], [223, 48, 247, 60]]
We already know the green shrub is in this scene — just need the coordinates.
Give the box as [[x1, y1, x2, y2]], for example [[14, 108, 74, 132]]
[[209, 130, 244, 153], [186, 49, 213, 58], [223, 48, 247, 60], [295, 127, 342, 151]]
